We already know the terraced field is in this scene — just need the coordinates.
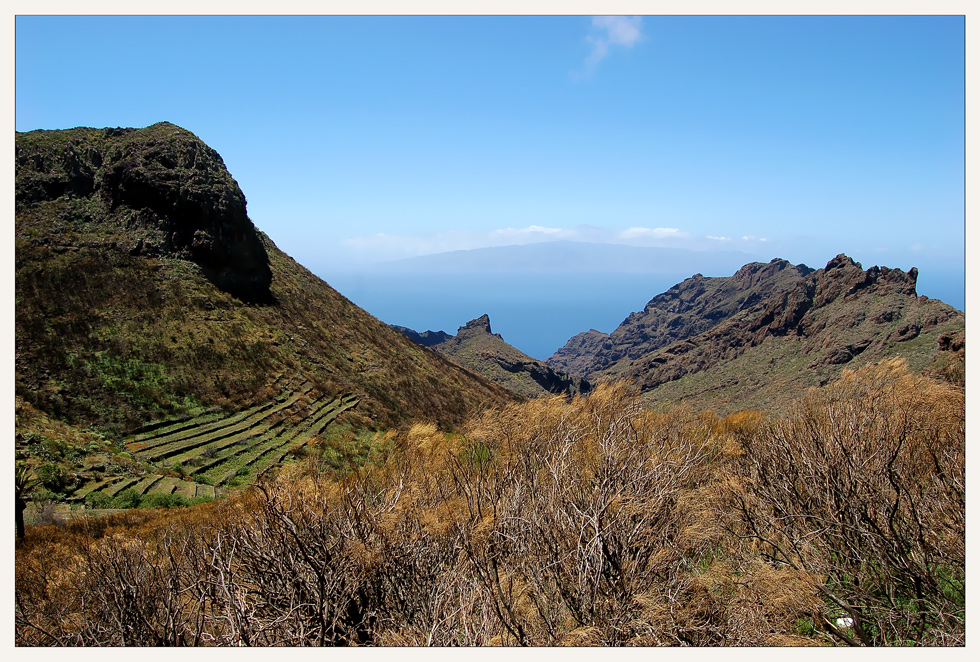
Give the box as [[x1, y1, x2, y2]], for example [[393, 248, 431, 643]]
[[70, 377, 359, 505]]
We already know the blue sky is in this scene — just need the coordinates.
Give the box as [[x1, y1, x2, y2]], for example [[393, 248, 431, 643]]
[[15, 14, 966, 317]]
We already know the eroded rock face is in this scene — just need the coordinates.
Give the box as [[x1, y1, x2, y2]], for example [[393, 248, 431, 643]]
[[602, 254, 961, 398], [16, 122, 273, 301], [546, 258, 813, 377], [546, 329, 611, 376], [456, 314, 503, 341]]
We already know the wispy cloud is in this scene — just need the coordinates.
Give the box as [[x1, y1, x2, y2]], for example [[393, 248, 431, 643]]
[[575, 16, 644, 79], [339, 226, 584, 264], [594, 16, 643, 47], [334, 223, 765, 266], [492, 225, 564, 236], [620, 226, 687, 240]]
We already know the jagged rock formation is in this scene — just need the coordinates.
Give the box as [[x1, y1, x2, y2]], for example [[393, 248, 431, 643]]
[[596, 254, 964, 413], [395, 315, 591, 399], [16, 123, 515, 435], [547, 258, 813, 376]]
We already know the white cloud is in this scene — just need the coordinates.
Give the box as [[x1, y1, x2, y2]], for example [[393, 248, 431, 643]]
[[576, 16, 643, 78], [583, 36, 609, 70], [332, 223, 763, 268], [493, 225, 564, 235], [620, 227, 687, 240], [593, 16, 643, 47]]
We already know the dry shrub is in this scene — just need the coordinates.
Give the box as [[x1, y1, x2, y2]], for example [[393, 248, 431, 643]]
[[16, 364, 964, 646], [446, 382, 732, 645], [731, 358, 965, 645]]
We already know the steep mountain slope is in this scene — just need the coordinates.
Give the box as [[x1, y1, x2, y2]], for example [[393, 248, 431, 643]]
[[547, 259, 814, 376], [599, 254, 964, 413], [15, 123, 515, 440], [394, 315, 590, 399]]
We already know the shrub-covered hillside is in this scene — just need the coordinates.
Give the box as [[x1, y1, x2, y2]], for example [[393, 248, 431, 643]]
[[15, 123, 514, 436], [15, 359, 964, 646]]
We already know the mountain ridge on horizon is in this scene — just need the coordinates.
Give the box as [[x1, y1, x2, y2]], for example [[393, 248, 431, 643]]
[[376, 239, 760, 275]]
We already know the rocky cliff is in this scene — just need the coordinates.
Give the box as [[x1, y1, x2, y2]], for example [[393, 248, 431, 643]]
[[547, 258, 813, 376], [598, 254, 963, 413], [395, 315, 591, 399], [16, 122, 272, 301]]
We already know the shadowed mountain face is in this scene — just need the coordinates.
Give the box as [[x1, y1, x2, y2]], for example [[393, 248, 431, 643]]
[[394, 315, 591, 399], [389, 326, 453, 348], [16, 123, 515, 434], [586, 254, 964, 414]]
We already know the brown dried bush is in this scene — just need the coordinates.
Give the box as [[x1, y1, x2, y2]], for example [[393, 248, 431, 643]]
[[15, 361, 964, 646], [730, 358, 965, 645]]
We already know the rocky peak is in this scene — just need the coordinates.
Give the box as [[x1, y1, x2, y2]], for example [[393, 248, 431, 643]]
[[810, 254, 918, 309], [547, 257, 814, 377], [457, 314, 502, 340], [598, 251, 962, 412]]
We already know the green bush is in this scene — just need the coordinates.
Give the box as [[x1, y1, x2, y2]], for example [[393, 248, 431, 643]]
[[35, 463, 75, 494], [112, 488, 142, 509], [85, 491, 114, 509]]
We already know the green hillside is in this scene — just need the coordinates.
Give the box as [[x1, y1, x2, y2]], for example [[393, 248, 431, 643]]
[[15, 123, 515, 503]]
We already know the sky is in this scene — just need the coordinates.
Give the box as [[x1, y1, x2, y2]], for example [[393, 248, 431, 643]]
[[13, 12, 967, 354]]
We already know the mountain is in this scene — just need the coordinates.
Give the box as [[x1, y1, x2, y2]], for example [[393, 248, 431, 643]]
[[325, 242, 764, 360], [389, 326, 452, 347], [379, 240, 757, 275], [582, 254, 964, 413], [393, 315, 591, 399], [15, 123, 516, 438], [547, 258, 815, 376]]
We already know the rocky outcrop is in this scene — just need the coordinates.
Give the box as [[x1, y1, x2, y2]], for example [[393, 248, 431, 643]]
[[547, 258, 813, 376], [16, 122, 272, 301], [455, 314, 503, 340], [597, 254, 963, 411], [395, 315, 590, 399]]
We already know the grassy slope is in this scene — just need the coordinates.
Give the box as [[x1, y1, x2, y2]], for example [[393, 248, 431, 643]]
[[15, 124, 515, 502], [15, 125, 513, 437]]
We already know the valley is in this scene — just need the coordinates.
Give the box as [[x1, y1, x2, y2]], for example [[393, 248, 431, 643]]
[[13, 123, 966, 647]]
